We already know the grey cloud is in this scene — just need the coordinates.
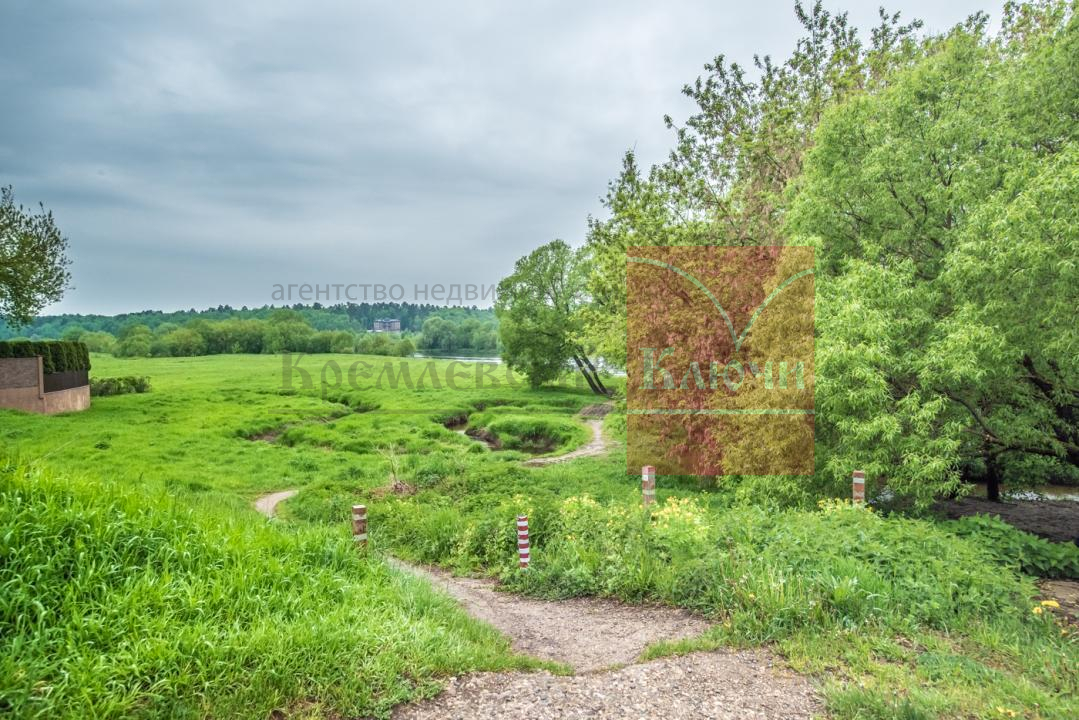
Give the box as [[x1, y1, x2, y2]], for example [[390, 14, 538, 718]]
[[1, 0, 989, 314]]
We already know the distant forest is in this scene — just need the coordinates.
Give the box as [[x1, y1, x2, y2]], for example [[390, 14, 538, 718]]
[[0, 303, 499, 358]]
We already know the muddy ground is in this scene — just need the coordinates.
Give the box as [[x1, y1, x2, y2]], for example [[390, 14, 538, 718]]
[[934, 496, 1079, 544]]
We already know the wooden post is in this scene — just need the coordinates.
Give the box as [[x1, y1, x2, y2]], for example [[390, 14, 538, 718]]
[[352, 504, 368, 547], [517, 515, 530, 569], [642, 465, 656, 507], [852, 470, 865, 505]]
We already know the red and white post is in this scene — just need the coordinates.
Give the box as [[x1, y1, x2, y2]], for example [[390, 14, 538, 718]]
[[642, 465, 656, 507], [352, 504, 368, 547], [852, 470, 866, 506], [517, 515, 530, 568]]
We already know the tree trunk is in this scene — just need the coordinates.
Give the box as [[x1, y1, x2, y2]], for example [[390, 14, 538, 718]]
[[986, 454, 1002, 502], [578, 353, 610, 395], [571, 355, 604, 395]]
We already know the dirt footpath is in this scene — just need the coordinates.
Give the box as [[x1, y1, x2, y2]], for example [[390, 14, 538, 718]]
[[253, 489, 821, 718], [389, 561, 821, 720], [390, 560, 708, 672], [524, 404, 612, 467], [394, 653, 820, 720], [253, 489, 297, 518], [1041, 579, 1079, 624]]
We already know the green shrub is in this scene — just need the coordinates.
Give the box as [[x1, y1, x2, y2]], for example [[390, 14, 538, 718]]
[[0, 340, 90, 373], [90, 376, 152, 397], [947, 514, 1079, 579], [378, 495, 1041, 636]]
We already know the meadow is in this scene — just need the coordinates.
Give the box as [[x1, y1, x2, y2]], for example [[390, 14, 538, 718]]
[[1, 353, 1077, 719]]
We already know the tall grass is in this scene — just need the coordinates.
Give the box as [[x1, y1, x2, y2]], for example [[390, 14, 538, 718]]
[[0, 457, 542, 719]]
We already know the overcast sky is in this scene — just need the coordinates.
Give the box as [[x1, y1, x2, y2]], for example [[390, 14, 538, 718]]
[[2, 0, 991, 315]]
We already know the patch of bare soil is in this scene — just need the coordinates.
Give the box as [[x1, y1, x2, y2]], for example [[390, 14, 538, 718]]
[[253, 489, 297, 518], [1041, 579, 1079, 624], [247, 428, 285, 443], [935, 496, 1079, 544], [389, 560, 709, 672], [371, 479, 417, 497], [392, 651, 820, 720]]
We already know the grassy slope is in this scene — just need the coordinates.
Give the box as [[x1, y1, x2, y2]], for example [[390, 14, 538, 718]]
[[1, 353, 1076, 719], [0, 354, 591, 719], [0, 458, 553, 719]]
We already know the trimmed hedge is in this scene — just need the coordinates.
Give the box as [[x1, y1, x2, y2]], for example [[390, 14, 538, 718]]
[[0, 341, 91, 374]]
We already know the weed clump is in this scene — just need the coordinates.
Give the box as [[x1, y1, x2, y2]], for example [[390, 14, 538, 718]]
[[90, 376, 151, 396]]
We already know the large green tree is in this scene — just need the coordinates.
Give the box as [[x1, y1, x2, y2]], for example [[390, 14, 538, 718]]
[[577, 0, 1075, 504], [0, 186, 71, 326], [496, 240, 609, 394], [790, 3, 1078, 503]]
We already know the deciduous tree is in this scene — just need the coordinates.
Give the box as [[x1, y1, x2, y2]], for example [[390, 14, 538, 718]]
[[0, 186, 71, 326], [496, 240, 609, 394]]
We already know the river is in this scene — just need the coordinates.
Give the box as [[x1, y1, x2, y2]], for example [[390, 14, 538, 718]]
[[971, 483, 1079, 503], [411, 352, 503, 364]]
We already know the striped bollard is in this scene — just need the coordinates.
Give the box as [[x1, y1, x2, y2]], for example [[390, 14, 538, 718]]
[[352, 504, 368, 547], [852, 470, 865, 505], [642, 465, 656, 507], [517, 515, 530, 569]]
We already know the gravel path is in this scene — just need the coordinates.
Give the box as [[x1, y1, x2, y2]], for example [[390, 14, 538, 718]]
[[389, 561, 821, 720], [253, 489, 297, 518], [393, 651, 820, 720], [390, 560, 709, 672]]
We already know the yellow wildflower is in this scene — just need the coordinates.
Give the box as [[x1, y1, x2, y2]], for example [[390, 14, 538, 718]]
[[1040, 599, 1060, 609]]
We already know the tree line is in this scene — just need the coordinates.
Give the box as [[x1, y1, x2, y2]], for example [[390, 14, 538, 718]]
[[0, 302, 494, 340], [8, 307, 499, 359], [496, 0, 1078, 504]]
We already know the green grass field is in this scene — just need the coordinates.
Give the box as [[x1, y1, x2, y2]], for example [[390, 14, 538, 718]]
[[2, 354, 1076, 719]]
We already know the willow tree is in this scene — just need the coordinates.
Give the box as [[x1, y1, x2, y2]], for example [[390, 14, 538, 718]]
[[791, 4, 1078, 503]]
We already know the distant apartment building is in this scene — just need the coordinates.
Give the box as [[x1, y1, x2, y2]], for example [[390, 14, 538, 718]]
[[372, 318, 401, 332]]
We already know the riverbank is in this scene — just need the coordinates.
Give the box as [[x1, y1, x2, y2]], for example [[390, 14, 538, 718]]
[[935, 496, 1079, 544]]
